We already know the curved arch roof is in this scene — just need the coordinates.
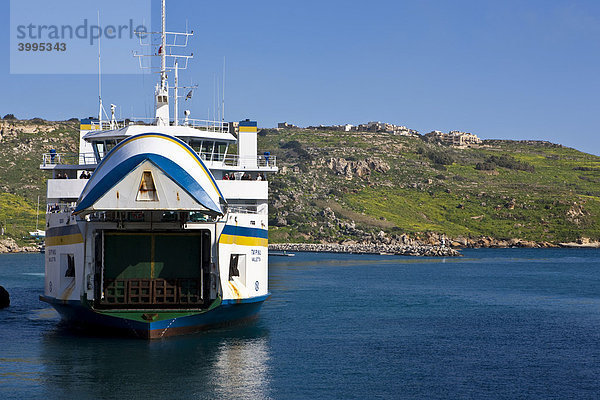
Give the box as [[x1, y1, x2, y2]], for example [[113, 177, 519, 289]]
[[74, 133, 225, 215]]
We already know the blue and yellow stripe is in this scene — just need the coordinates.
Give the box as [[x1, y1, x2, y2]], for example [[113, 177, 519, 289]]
[[46, 225, 83, 246], [239, 120, 257, 133], [219, 225, 268, 247], [80, 118, 99, 131]]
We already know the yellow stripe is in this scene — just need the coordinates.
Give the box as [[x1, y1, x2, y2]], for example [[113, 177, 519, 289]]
[[239, 126, 257, 133], [46, 234, 84, 246], [219, 234, 268, 247], [80, 124, 92, 130]]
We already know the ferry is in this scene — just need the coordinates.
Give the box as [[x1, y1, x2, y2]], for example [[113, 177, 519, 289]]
[[39, 1, 277, 338]]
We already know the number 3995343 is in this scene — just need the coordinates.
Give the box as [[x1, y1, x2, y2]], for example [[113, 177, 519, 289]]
[[17, 42, 67, 52]]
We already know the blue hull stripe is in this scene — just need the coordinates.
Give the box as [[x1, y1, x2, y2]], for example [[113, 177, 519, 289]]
[[221, 225, 268, 239], [46, 224, 81, 237]]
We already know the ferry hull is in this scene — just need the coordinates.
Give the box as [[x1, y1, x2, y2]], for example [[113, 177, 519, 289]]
[[41, 295, 269, 339]]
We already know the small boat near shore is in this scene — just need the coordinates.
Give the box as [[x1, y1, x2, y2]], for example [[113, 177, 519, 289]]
[[269, 251, 295, 257]]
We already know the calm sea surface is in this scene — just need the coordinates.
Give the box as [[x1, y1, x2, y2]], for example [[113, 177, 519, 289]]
[[1, 249, 600, 399]]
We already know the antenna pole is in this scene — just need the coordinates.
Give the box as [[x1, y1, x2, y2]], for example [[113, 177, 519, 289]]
[[174, 59, 179, 126], [97, 10, 103, 128], [222, 56, 225, 124], [213, 74, 216, 126], [160, 0, 167, 90]]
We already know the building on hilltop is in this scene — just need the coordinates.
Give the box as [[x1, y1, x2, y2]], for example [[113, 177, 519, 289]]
[[228, 121, 240, 135], [356, 121, 419, 136], [305, 123, 355, 131], [277, 122, 299, 129], [424, 130, 482, 146], [276, 120, 417, 136]]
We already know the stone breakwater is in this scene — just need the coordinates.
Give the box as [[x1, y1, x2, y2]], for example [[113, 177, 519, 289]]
[[269, 243, 461, 257]]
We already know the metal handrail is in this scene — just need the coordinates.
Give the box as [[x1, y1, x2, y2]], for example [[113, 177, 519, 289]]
[[42, 152, 97, 166], [199, 152, 277, 168], [127, 117, 229, 133], [87, 118, 230, 133], [226, 206, 259, 214], [42, 151, 276, 168]]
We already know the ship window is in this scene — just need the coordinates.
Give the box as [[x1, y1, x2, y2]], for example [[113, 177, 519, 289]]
[[105, 140, 117, 152], [229, 255, 239, 279], [229, 254, 246, 286], [228, 254, 246, 285], [190, 140, 202, 154], [65, 254, 75, 277], [93, 142, 105, 160], [201, 142, 214, 160], [136, 171, 159, 201], [215, 142, 227, 162]]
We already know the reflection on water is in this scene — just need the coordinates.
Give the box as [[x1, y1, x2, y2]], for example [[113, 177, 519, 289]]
[[28, 308, 60, 321], [213, 337, 271, 399], [38, 323, 272, 400]]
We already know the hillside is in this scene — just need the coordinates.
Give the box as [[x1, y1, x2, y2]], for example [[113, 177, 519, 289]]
[[1, 119, 599, 247], [0, 119, 78, 240], [259, 128, 600, 245]]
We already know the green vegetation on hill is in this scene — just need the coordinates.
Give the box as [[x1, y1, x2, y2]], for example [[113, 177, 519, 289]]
[[0, 193, 40, 236], [0, 119, 78, 239], [1, 120, 599, 245], [260, 129, 600, 244]]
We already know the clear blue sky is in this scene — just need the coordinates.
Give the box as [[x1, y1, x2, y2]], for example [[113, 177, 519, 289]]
[[1, 0, 599, 155]]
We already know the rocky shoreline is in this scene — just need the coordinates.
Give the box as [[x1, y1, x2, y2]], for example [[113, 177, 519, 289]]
[[0, 238, 39, 253], [269, 243, 461, 257], [1, 236, 598, 255], [268, 235, 600, 257]]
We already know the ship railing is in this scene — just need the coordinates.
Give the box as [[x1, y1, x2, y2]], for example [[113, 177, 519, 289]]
[[127, 117, 229, 133], [91, 120, 125, 130], [184, 119, 230, 133], [47, 202, 77, 214], [226, 205, 259, 214], [198, 152, 277, 168], [42, 152, 97, 166]]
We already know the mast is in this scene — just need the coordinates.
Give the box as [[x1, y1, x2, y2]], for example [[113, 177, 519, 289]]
[[160, 0, 167, 91], [153, 0, 170, 126], [174, 59, 179, 126], [97, 11, 103, 128], [222, 56, 225, 124]]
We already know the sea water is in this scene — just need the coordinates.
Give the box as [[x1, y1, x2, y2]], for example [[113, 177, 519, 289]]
[[1, 249, 599, 399]]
